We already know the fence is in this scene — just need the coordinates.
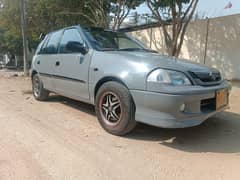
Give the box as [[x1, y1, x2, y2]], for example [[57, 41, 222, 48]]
[[129, 14, 240, 80]]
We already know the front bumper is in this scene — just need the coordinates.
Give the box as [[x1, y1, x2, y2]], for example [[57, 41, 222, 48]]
[[130, 81, 232, 128]]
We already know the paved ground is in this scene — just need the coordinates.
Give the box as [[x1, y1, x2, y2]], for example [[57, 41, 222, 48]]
[[0, 70, 240, 180]]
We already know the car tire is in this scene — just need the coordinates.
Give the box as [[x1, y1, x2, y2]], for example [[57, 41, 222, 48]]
[[95, 81, 137, 136], [32, 74, 49, 101]]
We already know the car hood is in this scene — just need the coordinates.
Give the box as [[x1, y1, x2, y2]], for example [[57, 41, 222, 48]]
[[105, 51, 216, 73]]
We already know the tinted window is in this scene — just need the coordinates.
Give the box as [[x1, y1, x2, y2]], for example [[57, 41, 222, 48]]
[[43, 31, 62, 54], [59, 29, 84, 53]]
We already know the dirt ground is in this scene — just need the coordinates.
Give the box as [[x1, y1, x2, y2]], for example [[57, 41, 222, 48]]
[[0, 70, 240, 180]]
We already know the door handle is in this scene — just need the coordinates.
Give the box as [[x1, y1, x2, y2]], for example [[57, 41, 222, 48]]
[[93, 68, 99, 72], [80, 57, 84, 64], [56, 61, 60, 66], [37, 61, 40, 65]]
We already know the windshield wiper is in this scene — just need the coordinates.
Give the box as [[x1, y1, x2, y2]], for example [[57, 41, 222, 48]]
[[118, 48, 158, 53], [100, 48, 118, 51], [118, 48, 145, 51]]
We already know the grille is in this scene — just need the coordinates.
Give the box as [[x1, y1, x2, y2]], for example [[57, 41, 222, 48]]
[[201, 98, 216, 112], [189, 71, 222, 86]]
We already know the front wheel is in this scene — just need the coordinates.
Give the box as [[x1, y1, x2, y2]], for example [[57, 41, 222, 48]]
[[95, 81, 137, 136], [32, 74, 49, 101]]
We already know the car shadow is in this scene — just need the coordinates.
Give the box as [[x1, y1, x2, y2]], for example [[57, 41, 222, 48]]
[[127, 112, 240, 154], [47, 94, 96, 116], [47, 94, 240, 154]]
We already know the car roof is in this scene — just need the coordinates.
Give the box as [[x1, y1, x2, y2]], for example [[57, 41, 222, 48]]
[[50, 25, 117, 34], [42, 25, 119, 40]]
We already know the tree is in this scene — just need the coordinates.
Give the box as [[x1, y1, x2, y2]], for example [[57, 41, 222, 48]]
[[0, 0, 144, 61], [0, 0, 23, 55], [0, 0, 97, 55], [55, 0, 110, 28], [58, 0, 144, 30], [110, 0, 144, 30], [42, 0, 111, 28], [20, 0, 29, 76], [80, 0, 111, 28], [147, 0, 199, 57], [0, 28, 23, 55], [26, 0, 93, 37]]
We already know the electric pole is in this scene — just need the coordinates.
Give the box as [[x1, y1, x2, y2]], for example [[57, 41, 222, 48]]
[[20, 0, 29, 76]]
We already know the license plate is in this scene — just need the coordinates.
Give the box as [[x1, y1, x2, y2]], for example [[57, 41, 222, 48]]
[[216, 89, 228, 109]]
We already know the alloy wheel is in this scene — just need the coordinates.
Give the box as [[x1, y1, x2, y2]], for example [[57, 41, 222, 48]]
[[33, 76, 41, 97], [99, 92, 122, 126]]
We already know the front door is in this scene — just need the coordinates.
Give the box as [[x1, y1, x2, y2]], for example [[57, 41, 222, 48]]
[[53, 28, 91, 102]]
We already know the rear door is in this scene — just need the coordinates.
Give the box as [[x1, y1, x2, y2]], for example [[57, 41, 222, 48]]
[[36, 30, 63, 91], [53, 28, 92, 102]]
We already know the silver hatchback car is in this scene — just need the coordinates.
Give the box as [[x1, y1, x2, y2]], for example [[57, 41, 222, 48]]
[[31, 26, 231, 135]]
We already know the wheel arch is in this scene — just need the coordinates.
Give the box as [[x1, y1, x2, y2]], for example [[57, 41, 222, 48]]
[[94, 76, 136, 112], [94, 76, 129, 99], [31, 70, 38, 80]]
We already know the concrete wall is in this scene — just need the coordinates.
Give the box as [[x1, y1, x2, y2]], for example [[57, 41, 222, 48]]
[[130, 14, 240, 80]]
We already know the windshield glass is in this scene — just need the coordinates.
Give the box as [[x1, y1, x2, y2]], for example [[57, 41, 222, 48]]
[[82, 28, 155, 53]]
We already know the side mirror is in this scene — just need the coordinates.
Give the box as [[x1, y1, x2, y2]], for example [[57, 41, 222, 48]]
[[66, 41, 88, 55]]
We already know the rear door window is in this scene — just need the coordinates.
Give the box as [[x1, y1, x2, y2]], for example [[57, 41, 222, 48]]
[[43, 30, 62, 54]]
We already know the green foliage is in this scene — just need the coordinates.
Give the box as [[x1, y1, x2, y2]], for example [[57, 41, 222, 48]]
[[150, 0, 190, 8], [0, 0, 96, 55], [0, 0, 23, 55], [110, 0, 144, 30], [27, 0, 94, 33], [110, 0, 144, 13], [0, 28, 23, 55]]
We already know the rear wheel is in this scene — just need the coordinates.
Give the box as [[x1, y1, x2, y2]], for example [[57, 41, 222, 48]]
[[32, 74, 49, 101], [95, 81, 137, 136]]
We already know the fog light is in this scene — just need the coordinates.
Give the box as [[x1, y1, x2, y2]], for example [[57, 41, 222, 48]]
[[180, 104, 186, 112]]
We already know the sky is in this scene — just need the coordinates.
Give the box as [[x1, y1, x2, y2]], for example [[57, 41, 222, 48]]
[[136, 0, 240, 18]]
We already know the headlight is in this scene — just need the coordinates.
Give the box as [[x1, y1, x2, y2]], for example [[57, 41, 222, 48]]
[[147, 69, 192, 86]]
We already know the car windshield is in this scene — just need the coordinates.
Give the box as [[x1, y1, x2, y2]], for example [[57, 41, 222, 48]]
[[82, 27, 156, 53]]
